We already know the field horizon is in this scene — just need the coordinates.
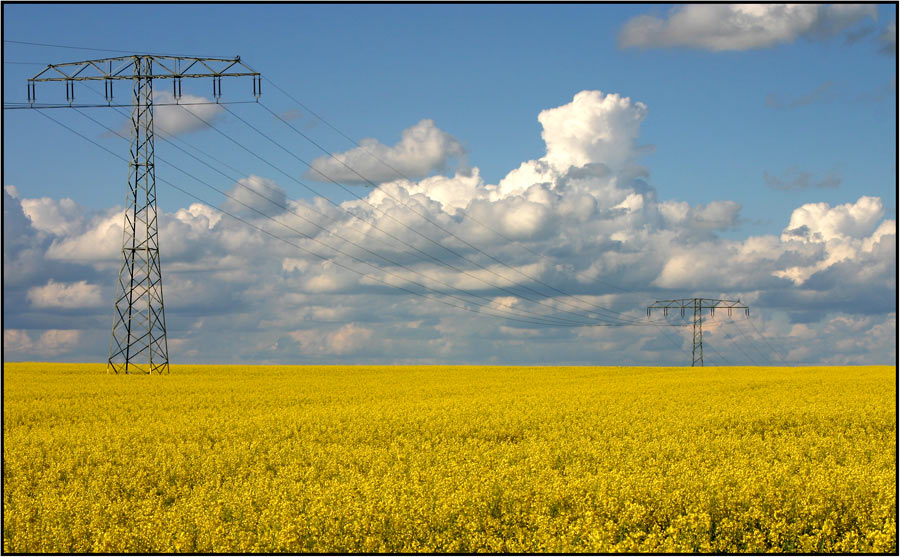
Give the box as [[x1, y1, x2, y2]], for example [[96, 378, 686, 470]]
[[5, 361, 896, 369], [4, 362, 896, 552]]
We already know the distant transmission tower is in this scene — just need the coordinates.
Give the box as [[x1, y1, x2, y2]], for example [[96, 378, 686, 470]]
[[28, 55, 260, 373], [647, 298, 749, 367]]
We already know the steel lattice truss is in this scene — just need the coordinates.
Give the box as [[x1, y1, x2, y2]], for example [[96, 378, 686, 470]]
[[647, 298, 750, 367], [106, 58, 168, 374], [29, 56, 260, 373], [28, 55, 260, 102]]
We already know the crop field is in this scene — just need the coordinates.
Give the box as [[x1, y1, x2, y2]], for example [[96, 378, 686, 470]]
[[2, 363, 896, 552]]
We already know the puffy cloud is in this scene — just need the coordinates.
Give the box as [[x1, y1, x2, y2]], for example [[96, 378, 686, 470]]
[[44, 209, 122, 263], [782, 196, 884, 242], [648, 195, 894, 301], [401, 169, 485, 214], [3, 188, 110, 315], [221, 175, 288, 217], [3, 186, 42, 259], [464, 192, 558, 241], [305, 119, 465, 184], [490, 90, 647, 199], [2, 90, 894, 365], [772, 197, 894, 288], [619, 4, 877, 51], [659, 200, 741, 231], [19, 196, 85, 236], [4, 329, 82, 358], [781, 314, 896, 364], [538, 90, 648, 173], [27, 280, 103, 309], [174, 203, 222, 231], [288, 323, 374, 355], [152, 91, 224, 137]]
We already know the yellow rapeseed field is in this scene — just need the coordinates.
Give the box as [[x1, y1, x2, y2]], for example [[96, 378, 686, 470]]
[[2, 363, 895, 552]]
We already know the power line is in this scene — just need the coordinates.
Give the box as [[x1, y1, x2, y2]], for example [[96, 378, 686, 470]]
[[703, 340, 731, 366], [67, 104, 688, 335], [4, 101, 259, 110], [3, 39, 229, 59], [647, 298, 749, 367], [716, 292, 786, 366], [671, 312, 731, 366], [656, 317, 691, 354], [14, 64, 696, 360], [19, 52, 690, 332], [719, 322, 763, 365], [7, 43, 786, 366], [184, 102, 654, 328], [225, 104, 624, 325], [256, 98, 650, 325], [730, 319, 776, 365], [261, 77, 647, 316], [743, 318, 791, 365], [253, 103, 667, 328], [69, 80, 642, 330], [69, 108, 607, 329], [12, 42, 695, 363], [37, 107, 606, 330], [14, 45, 667, 329]]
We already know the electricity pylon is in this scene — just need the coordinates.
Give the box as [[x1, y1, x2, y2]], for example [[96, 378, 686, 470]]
[[647, 298, 749, 367], [28, 55, 260, 373]]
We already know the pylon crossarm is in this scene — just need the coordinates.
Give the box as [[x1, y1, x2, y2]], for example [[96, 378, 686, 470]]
[[30, 55, 259, 82], [649, 298, 746, 310]]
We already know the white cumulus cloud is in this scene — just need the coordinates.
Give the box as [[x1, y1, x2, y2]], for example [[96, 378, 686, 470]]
[[773, 197, 894, 285], [288, 323, 374, 355], [306, 119, 466, 184], [27, 279, 103, 309], [619, 4, 877, 51], [2, 89, 895, 366], [45, 209, 122, 263], [4, 329, 82, 357], [221, 175, 288, 217], [539, 90, 648, 173], [782, 196, 884, 242], [152, 91, 224, 137], [19, 196, 85, 236]]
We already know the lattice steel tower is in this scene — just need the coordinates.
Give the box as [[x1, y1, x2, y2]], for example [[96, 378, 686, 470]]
[[647, 298, 749, 366], [28, 55, 260, 373]]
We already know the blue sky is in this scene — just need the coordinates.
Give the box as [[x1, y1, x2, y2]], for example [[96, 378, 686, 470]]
[[3, 3, 897, 365]]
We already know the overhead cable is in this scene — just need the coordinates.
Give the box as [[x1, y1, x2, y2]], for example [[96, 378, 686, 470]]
[[70, 108, 606, 329], [69, 80, 645, 329], [3, 38, 229, 59], [260, 77, 649, 318], [37, 107, 610, 329], [255, 100, 649, 325], [182, 103, 655, 327]]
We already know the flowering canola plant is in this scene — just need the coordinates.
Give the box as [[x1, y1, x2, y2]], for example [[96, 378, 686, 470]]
[[3, 363, 895, 552]]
